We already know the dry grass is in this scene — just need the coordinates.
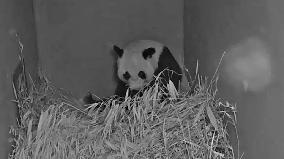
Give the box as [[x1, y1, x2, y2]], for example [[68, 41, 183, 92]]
[[9, 63, 239, 159]]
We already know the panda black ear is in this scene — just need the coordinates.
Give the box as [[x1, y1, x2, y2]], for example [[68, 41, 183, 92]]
[[142, 47, 156, 59], [113, 45, 124, 57]]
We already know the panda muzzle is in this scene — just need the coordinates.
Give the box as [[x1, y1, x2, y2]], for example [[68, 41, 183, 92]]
[[128, 79, 145, 90]]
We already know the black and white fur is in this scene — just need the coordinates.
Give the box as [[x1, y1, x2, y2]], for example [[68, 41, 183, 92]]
[[113, 40, 182, 98], [84, 40, 182, 104]]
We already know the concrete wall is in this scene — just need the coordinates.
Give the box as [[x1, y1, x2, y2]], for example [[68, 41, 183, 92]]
[[184, 0, 284, 158], [2, 0, 284, 158], [35, 0, 184, 99], [0, 1, 183, 157], [0, 0, 39, 158]]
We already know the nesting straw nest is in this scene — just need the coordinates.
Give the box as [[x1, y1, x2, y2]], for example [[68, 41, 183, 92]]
[[9, 39, 238, 159], [9, 63, 238, 159]]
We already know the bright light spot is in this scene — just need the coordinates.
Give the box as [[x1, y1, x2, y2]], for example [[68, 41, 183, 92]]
[[224, 37, 272, 92]]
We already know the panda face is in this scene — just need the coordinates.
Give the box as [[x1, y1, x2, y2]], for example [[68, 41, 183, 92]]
[[116, 49, 155, 90], [114, 40, 163, 90]]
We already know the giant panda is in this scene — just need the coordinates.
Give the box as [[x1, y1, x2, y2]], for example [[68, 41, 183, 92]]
[[113, 40, 182, 98], [84, 40, 183, 104]]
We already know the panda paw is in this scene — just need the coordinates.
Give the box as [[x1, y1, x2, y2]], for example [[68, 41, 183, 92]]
[[83, 92, 98, 104]]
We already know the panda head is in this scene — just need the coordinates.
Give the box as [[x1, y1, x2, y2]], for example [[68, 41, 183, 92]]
[[113, 40, 164, 90]]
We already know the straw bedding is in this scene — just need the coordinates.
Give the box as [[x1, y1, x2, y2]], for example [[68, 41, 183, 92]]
[[9, 64, 238, 159]]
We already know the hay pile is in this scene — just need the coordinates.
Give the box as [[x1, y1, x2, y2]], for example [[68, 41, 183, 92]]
[[9, 33, 238, 159], [9, 70, 238, 159]]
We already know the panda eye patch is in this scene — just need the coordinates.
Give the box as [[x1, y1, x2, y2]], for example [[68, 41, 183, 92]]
[[142, 47, 156, 59], [138, 71, 146, 79], [123, 72, 131, 80]]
